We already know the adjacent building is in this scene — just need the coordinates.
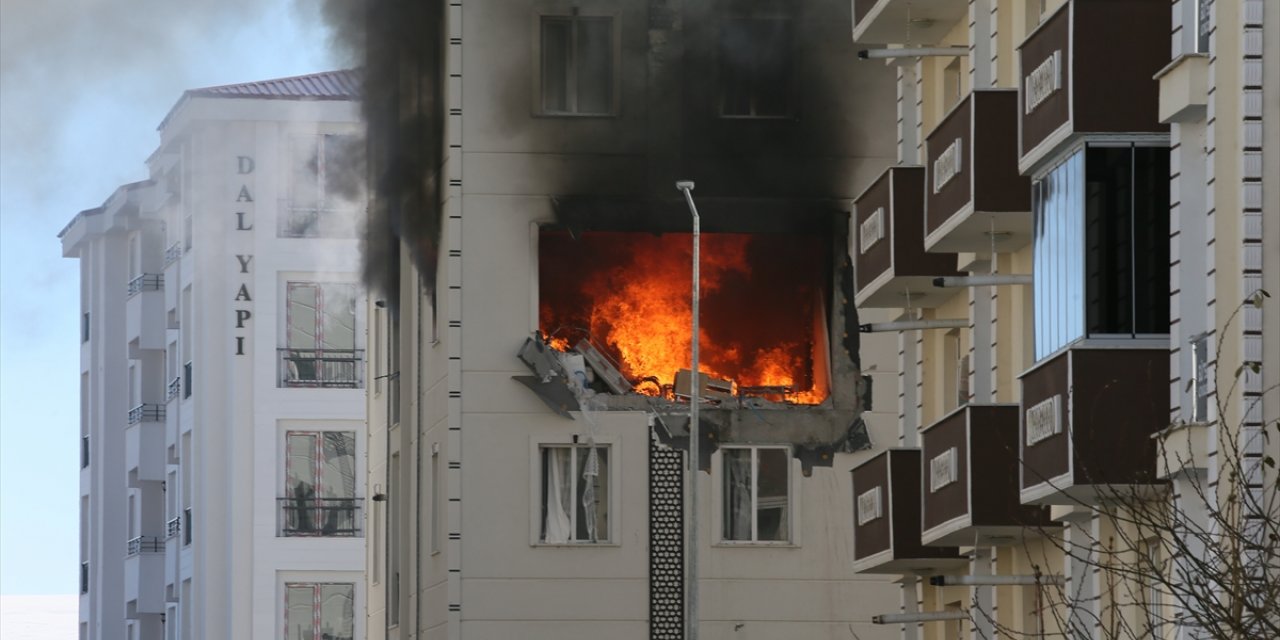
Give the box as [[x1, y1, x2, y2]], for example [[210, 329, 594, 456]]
[[352, 1, 909, 638], [847, 0, 1278, 638], [61, 71, 369, 640]]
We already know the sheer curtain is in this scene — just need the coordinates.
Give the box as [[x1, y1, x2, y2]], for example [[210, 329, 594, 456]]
[[724, 449, 753, 540], [543, 448, 573, 543]]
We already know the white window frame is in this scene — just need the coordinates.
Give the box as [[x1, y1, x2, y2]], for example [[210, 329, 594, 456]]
[[532, 9, 622, 117], [529, 437, 620, 546], [280, 429, 361, 538], [714, 445, 798, 546], [278, 573, 362, 640], [281, 132, 362, 238]]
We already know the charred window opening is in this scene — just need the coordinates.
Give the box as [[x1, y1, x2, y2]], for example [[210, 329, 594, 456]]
[[718, 11, 794, 118], [540, 15, 617, 116], [538, 230, 832, 405]]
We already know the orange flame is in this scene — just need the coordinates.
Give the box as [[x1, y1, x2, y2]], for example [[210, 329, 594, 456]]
[[540, 231, 830, 404]]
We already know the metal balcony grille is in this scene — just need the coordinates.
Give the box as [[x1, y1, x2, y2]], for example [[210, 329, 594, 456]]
[[127, 273, 163, 297], [166, 517, 182, 539], [163, 242, 182, 266], [166, 377, 181, 402], [126, 536, 164, 555], [128, 404, 165, 425], [278, 498, 363, 537], [278, 349, 364, 389]]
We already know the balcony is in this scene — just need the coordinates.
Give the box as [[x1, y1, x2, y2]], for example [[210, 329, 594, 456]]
[[278, 498, 363, 537], [278, 348, 364, 389], [166, 376, 181, 403], [126, 408, 165, 487], [1156, 54, 1209, 124], [854, 166, 961, 308], [851, 449, 966, 574], [1017, 0, 1170, 174], [920, 404, 1054, 546], [126, 274, 164, 352], [128, 404, 165, 425], [163, 242, 182, 267], [924, 90, 1031, 253], [852, 0, 966, 46], [1019, 345, 1169, 505], [124, 536, 164, 617], [166, 517, 182, 539]]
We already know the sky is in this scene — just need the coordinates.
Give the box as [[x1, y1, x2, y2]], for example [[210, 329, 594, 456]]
[[0, 0, 345, 596]]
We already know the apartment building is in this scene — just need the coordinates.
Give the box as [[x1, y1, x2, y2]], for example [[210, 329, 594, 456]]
[[349, 1, 915, 638], [61, 71, 368, 640], [847, 0, 1278, 638]]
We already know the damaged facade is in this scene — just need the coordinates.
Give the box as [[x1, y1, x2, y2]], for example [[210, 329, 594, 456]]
[[354, 0, 906, 638]]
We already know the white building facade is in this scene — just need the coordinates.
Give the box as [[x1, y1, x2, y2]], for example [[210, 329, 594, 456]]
[[62, 71, 368, 640]]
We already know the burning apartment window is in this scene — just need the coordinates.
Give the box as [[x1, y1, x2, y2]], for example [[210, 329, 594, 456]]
[[538, 231, 831, 404], [721, 446, 791, 542], [283, 134, 361, 238], [539, 15, 616, 115], [282, 282, 361, 388], [540, 444, 609, 543], [284, 583, 354, 640], [719, 15, 794, 118], [282, 432, 358, 537]]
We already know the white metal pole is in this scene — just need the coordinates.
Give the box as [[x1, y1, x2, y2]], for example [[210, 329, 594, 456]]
[[676, 180, 700, 640]]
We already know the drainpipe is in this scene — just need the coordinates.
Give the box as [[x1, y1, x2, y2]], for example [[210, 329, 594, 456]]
[[860, 318, 968, 332], [872, 611, 969, 624], [677, 180, 700, 640], [932, 274, 1033, 288], [859, 47, 969, 60]]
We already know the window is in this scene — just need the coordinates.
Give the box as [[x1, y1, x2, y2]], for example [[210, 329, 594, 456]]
[[719, 15, 793, 118], [943, 58, 962, 111], [182, 361, 192, 399], [80, 561, 89, 594], [282, 432, 359, 537], [82, 312, 90, 342], [1140, 538, 1164, 635], [540, 444, 610, 543], [81, 435, 90, 469], [539, 15, 616, 115], [1195, 0, 1212, 54], [1031, 145, 1170, 359], [721, 446, 791, 542], [285, 583, 354, 640], [282, 282, 361, 388], [430, 447, 441, 554], [282, 134, 361, 238], [1190, 333, 1211, 422]]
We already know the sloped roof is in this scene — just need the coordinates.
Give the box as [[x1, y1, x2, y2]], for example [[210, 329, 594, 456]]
[[159, 69, 360, 130]]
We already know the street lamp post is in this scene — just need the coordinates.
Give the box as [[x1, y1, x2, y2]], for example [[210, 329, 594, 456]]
[[676, 180, 700, 640]]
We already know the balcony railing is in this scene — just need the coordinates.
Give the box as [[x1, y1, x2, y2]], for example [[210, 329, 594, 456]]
[[166, 517, 182, 539], [278, 348, 364, 389], [277, 200, 359, 238], [127, 273, 163, 297], [278, 497, 363, 537], [126, 535, 165, 556], [128, 404, 165, 425], [166, 377, 181, 402], [163, 242, 182, 267]]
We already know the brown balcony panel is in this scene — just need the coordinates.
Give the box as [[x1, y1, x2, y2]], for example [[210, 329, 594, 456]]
[[852, 449, 966, 574], [852, 0, 967, 45], [1018, 0, 1169, 173], [925, 91, 1031, 253], [854, 166, 961, 309], [920, 405, 1054, 546], [1019, 346, 1169, 505]]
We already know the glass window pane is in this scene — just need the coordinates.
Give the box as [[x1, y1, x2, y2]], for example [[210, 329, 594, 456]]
[[287, 434, 316, 534], [755, 448, 788, 541], [285, 585, 315, 640], [291, 138, 320, 210], [287, 284, 318, 349], [1086, 146, 1134, 336], [320, 284, 356, 350], [320, 433, 357, 499], [541, 19, 571, 113], [318, 584, 355, 640], [719, 19, 754, 115], [1132, 147, 1170, 335], [723, 449, 753, 540], [1032, 150, 1087, 359], [575, 446, 608, 541], [752, 19, 791, 116], [575, 18, 613, 114], [541, 447, 573, 542]]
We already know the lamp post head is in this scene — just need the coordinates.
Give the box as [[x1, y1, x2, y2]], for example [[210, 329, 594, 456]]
[[675, 180, 695, 192]]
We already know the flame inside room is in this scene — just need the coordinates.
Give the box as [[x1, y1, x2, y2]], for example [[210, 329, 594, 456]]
[[538, 230, 832, 405]]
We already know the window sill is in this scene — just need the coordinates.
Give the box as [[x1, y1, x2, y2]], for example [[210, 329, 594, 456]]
[[533, 111, 619, 119], [531, 541, 621, 548], [712, 541, 799, 549]]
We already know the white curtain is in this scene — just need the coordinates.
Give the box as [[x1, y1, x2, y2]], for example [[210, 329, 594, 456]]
[[543, 448, 573, 543], [725, 451, 753, 541]]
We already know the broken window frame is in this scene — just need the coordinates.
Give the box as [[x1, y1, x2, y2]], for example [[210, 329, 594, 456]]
[[717, 13, 797, 119], [718, 445, 794, 544], [535, 13, 620, 117], [535, 443, 612, 545]]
